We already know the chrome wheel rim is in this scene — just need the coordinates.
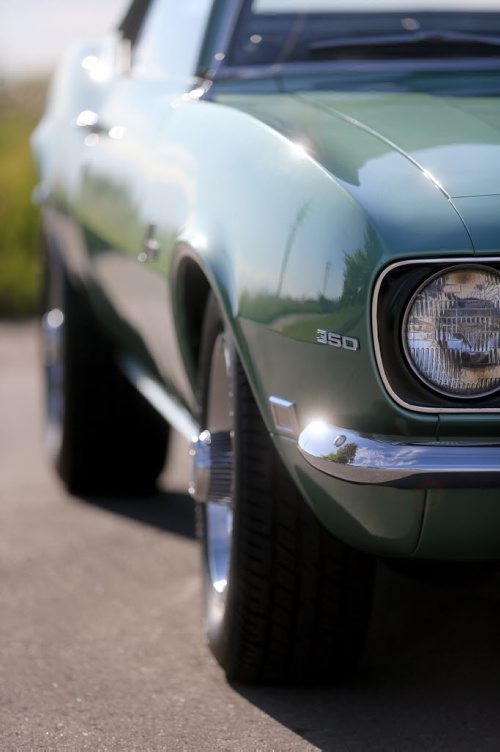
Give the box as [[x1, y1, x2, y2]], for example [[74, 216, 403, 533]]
[[205, 332, 234, 601]]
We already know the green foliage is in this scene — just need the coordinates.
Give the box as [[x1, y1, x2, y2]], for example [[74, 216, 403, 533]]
[[324, 442, 358, 465], [0, 80, 46, 317], [238, 245, 371, 340]]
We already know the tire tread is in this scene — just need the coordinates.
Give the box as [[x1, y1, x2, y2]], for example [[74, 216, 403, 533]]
[[199, 294, 374, 683]]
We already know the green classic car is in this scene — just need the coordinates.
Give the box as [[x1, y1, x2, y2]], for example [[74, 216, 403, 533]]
[[32, 0, 500, 683]]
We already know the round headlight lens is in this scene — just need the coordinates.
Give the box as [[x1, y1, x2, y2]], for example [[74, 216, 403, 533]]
[[404, 267, 500, 398]]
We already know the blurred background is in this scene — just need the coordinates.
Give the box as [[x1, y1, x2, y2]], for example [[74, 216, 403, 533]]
[[0, 0, 128, 317]]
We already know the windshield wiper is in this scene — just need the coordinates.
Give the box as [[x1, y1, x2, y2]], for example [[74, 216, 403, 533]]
[[309, 30, 500, 54]]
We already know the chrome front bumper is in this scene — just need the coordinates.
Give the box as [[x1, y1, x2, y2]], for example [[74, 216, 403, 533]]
[[298, 421, 500, 488]]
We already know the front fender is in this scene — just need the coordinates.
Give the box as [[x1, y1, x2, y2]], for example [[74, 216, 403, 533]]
[[157, 99, 468, 439]]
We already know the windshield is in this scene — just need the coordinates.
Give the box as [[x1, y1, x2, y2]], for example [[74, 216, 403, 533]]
[[228, 0, 500, 66]]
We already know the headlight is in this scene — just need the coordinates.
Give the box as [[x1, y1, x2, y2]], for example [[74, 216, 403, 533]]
[[403, 266, 500, 398]]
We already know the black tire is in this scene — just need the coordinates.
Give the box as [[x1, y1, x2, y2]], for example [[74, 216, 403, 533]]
[[41, 238, 168, 496], [197, 293, 375, 683]]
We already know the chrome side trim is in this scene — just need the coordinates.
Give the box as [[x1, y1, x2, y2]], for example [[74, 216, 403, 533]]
[[372, 256, 500, 414], [118, 356, 199, 441], [298, 420, 500, 488], [200, 0, 245, 79]]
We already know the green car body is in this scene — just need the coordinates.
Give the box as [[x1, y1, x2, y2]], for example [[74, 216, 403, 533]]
[[32, 0, 500, 567]]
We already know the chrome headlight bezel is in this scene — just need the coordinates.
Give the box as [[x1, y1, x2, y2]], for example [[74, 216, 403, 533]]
[[401, 264, 500, 400], [372, 257, 500, 414]]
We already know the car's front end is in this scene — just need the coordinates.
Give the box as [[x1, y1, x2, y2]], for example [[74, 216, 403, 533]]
[[208, 46, 500, 561]]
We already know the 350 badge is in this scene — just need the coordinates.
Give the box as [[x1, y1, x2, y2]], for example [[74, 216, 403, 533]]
[[316, 328, 360, 351]]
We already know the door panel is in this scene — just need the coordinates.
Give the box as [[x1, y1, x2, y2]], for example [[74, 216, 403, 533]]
[[77, 0, 213, 404]]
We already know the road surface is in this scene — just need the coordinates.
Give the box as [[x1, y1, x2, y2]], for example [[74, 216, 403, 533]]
[[1, 322, 499, 751]]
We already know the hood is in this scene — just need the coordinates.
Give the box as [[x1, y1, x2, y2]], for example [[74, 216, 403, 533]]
[[300, 88, 500, 199], [217, 76, 500, 254]]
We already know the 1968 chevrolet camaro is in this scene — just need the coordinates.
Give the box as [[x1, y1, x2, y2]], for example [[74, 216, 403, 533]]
[[32, 0, 500, 683]]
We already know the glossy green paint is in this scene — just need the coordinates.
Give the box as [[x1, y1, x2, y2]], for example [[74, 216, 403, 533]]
[[300, 87, 500, 199], [275, 435, 426, 557], [211, 88, 474, 437], [415, 488, 500, 561], [33, 36, 500, 558], [453, 196, 500, 252], [145, 94, 446, 439]]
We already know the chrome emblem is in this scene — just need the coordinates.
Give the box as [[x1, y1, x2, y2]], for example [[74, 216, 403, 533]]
[[316, 328, 360, 351]]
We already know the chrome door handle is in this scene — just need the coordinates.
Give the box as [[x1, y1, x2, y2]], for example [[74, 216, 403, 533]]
[[138, 224, 160, 263], [75, 110, 109, 135]]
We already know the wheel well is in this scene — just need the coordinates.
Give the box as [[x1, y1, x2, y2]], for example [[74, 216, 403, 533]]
[[176, 257, 212, 382]]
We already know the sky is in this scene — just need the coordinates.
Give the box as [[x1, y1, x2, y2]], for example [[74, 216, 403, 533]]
[[0, 0, 129, 80]]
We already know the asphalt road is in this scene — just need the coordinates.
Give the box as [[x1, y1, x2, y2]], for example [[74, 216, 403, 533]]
[[1, 322, 500, 752]]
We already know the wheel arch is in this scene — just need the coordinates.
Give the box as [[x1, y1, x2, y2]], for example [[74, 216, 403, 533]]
[[172, 242, 241, 401], [172, 241, 267, 426], [173, 248, 212, 399]]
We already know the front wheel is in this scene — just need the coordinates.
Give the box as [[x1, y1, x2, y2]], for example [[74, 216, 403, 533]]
[[194, 294, 375, 683]]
